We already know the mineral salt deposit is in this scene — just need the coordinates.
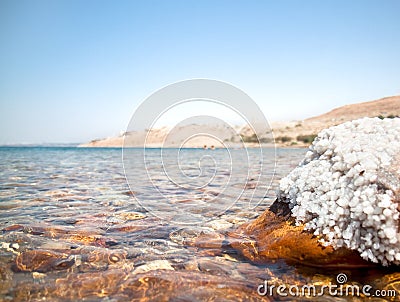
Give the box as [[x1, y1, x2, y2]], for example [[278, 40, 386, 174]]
[[278, 117, 400, 265]]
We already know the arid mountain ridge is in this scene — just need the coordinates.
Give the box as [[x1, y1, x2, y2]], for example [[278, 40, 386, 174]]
[[80, 95, 400, 148]]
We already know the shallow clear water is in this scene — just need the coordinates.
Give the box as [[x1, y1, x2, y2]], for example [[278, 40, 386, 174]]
[[0, 147, 320, 301]]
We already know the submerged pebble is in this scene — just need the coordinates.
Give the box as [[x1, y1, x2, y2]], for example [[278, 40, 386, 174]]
[[13, 250, 75, 273], [133, 259, 174, 274]]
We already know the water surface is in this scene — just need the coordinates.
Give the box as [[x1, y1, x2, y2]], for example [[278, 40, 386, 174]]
[[0, 147, 309, 301]]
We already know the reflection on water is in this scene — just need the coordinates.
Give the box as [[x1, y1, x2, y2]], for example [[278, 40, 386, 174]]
[[0, 147, 313, 301]]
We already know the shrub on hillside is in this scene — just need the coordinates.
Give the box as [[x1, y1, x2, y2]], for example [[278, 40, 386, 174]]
[[296, 134, 317, 144]]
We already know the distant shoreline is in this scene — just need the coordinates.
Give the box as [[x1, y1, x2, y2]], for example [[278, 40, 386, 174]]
[[0, 145, 305, 150], [80, 95, 400, 149], [3, 95, 398, 149]]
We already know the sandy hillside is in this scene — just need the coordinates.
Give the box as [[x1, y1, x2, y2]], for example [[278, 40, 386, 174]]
[[80, 95, 400, 148], [306, 95, 400, 124], [271, 95, 400, 147]]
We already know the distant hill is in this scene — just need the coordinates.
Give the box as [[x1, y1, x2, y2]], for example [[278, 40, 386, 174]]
[[306, 95, 400, 125], [271, 95, 399, 146], [80, 95, 400, 148]]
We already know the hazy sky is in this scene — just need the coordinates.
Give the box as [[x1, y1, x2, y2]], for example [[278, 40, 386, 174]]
[[1, 0, 399, 144]]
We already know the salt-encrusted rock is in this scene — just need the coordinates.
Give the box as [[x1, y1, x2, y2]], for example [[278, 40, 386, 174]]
[[277, 117, 400, 266], [231, 117, 400, 267]]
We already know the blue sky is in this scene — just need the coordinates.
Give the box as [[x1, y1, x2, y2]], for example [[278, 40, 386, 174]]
[[1, 0, 399, 144]]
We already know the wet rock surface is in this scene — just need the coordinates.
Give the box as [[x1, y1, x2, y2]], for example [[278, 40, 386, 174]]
[[13, 250, 75, 273], [231, 207, 374, 268]]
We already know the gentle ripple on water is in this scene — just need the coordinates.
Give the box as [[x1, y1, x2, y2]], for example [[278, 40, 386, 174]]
[[0, 147, 312, 301]]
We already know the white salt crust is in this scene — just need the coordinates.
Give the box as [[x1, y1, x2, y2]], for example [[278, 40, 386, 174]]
[[278, 117, 400, 266]]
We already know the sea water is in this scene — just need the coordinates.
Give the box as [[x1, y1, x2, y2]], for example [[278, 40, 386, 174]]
[[0, 147, 306, 301]]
